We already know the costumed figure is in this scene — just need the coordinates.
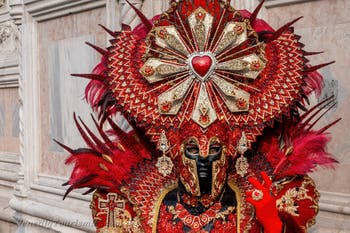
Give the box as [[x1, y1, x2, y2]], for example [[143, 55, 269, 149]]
[[59, 0, 340, 232]]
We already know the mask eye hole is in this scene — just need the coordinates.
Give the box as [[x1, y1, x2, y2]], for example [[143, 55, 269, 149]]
[[184, 139, 200, 159], [209, 144, 222, 155], [185, 143, 199, 155]]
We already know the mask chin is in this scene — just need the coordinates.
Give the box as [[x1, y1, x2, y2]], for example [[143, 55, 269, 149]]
[[197, 155, 214, 195]]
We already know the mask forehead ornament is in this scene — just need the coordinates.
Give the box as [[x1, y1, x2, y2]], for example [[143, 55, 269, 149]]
[[140, 6, 266, 129], [156, 130, 174, 177]]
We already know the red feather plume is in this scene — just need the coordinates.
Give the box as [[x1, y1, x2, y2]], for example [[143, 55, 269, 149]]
[[303, 69, 324, 97], [260, 97, 339, 180], [59, 115, 151, 199]]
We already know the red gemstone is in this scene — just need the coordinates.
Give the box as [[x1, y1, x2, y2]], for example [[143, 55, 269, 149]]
[[191, 55, 213, 77], [160, 101, 172, 113], [250, 60, 261, 71], [236, 98, 247, 109], [143, 66, 155, 76], [158, 29, 167, 39], [196, 12, 206, 20], [234, 25, 244, 34], [199, 114, 210, 125]]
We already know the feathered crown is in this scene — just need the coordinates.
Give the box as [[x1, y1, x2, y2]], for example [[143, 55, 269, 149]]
[[75, 0, 333, 150], [61, 0, 338, 198]]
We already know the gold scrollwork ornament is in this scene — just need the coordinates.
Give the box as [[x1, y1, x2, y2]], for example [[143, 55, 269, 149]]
[[235, 132, 249, 177], [156, 130, 174, 176]]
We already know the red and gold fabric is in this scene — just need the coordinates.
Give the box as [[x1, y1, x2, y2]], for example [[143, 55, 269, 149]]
[[59, 1, 338, 233], [90, 175, 319, 233]]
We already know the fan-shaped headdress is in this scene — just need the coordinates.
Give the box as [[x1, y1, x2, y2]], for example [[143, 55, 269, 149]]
[[64, 0, 337, 199]]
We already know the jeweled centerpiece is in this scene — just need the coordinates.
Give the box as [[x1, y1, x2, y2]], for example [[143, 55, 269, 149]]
[[140, 7, 266, 128], [188, 52, 216, 81]]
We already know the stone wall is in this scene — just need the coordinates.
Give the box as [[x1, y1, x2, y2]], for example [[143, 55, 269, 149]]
[[0, 0, 348, 232], [0, 0, 21, 232]]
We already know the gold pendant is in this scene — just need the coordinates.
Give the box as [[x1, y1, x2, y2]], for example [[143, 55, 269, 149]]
[[235, 155, 249, 177], [156, 154, 174, 177], [156, 130, 173, 176], [235, 132, 249, 177]]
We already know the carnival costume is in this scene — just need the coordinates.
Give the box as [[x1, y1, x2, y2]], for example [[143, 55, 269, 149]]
[[59, 0, 339, 232]]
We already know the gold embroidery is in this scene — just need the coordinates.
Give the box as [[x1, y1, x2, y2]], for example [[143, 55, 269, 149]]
[[276, 179, 314, 217], [212, 146, 227, 198], [152, 184, 178, 233], [155, 26, 189, 55], [214, 22, 247, 54], [141, 7, 266, 129], [181, 152, 201, 196], [227, 178, 243, 233], [191, 83, 218, 128], [212, 75, 250, 113], [188, 7, 214, 51]]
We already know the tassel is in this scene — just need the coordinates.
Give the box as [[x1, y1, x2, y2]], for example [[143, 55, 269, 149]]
[[268, 17, 303, 42]]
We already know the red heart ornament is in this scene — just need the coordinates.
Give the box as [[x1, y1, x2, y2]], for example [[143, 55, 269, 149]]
[[191, 55, 213, 77]]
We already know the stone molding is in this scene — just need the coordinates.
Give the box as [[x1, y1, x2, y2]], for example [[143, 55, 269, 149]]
[[0, 152, 20, 184], [120, 0, 143, 28], [10, 198, 95, 232], [0, 21, 20, 87], [319, 191, 350, 216], [313, 192, 350, 231], [0, 21, 19, 48], [0, 76, 18, 88], [0, 11, 20, 233], [32, 174, 91, 202], [231, 0, 259, 12], [263, 0, 321, 8], [7, 0, 24, 25], [25, 0, 105, 22]]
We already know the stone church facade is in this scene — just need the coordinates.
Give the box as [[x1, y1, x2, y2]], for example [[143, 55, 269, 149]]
[[0, 0, 348, 232]]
